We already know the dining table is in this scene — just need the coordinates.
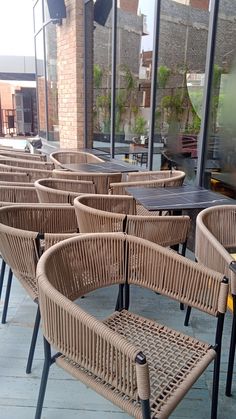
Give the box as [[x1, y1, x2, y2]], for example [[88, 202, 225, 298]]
[[62, 160, 143, 173], [126, 184, 236, 211], [127, 184, 236, 251]]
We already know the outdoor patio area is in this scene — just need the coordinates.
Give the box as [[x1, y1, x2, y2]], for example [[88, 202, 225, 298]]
[[0, 263, 236, 419]]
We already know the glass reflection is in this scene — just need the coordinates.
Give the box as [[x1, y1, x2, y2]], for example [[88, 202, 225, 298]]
[[155, 0, 210, 179], [204, 1, 236, 197]]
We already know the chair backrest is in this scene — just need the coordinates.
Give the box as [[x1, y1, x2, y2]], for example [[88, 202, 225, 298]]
[[50, 150, 104, 168], [52, 169, 122, 194], [0, 150, 46, 161], [35, 178, 96, 204], [74, 194, 190, 247], [109, 170, 185, 195], [0, 171, 30, 183], [0, 157, 53, 171], [74, 194, 136, 232], [0, 185, 39, 204], [127, 170, 184, 182], [0, 205, 79, 300], [196, 205, 236, 294], [0, 163, 53, 182], [36, 233, 226, 401]]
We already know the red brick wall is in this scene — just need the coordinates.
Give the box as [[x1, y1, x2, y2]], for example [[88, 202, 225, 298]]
[[119, 0, 139, 15], [190, 0, 209, 10], [57, 0, 85, 149]]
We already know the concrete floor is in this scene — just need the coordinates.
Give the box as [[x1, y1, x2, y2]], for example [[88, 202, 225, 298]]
[[0, 263, 236, 419]]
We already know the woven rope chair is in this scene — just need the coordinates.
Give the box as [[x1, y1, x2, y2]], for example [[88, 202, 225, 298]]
[[0, 186, 39, 303], [35, 178, 96, 204], [74, 194, 190, 250], [52, 169, 122, 194], [0, 204, 79, 374], [0, 185, 38, 205], [0, 157, 53, 171], [0, 171, 30, 183], [49, 150, 104, 168], [192, 205, 236, 397], [0, 150, 47, 161], [35, 233, 228, 419], [127, 169, 185, 182], [74, 194, 190, 310], [109, 170, 185, 196], [0, 163, 53, 182]]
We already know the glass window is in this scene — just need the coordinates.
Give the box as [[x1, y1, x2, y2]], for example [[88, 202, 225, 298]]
[[35, 30, 47, 138], [34, 0, 43, 33], [93, 0, 112, 151], [203, 0, 236, 197], [45, 22, 59, 141], [113, 1, 155, 165], [154, 0, 210, 180]]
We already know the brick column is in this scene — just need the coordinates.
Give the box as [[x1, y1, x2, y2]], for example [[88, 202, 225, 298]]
[[57, 0, 93, 148]]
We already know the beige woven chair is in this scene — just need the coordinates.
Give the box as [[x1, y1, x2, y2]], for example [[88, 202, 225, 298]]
[[0, 157, 53, 171], [0, 185, 38, 205], [0, 204, 79, 374], [49, 150, 104, 168], [35, 232, 228, 419], [74, 194, 190, 250], [0, 163, 53, 182], [193, 205, 236, 397], [52, 169, 122, 194], [109, 170, 185, 195], [74, 194, 190, 310], [0, 150, 47, 161], [35, 178, 96, 204], [0, 171, 30, 183]]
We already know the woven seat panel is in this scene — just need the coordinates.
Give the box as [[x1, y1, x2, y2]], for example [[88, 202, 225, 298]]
[[56, 310, 214, 419]]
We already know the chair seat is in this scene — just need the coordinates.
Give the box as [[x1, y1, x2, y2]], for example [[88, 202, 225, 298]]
[[56, 309, 215, 418]]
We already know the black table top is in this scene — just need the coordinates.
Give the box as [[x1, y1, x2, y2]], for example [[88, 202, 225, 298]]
[[63, 160, 141, 173], [127, 185, 236, 211]]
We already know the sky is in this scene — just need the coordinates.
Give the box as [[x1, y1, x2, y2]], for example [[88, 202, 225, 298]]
[[0, 0, 154, 57], [0, 0, 34, 56], [139, 0, 155, 51]]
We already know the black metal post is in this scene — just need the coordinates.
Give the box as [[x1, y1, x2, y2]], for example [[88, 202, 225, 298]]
[[196, 0, 220, 187], [35, 338, 52, 419], [26, 306, 41, 374], [1, 269, 13, 324], [110, 0, 117, 159], [42, 1, 50, 142], [148, 0, 161, 171], [0, 259, 6, 299], [211, 312, 225, 419], [226, 293, 236, 396]]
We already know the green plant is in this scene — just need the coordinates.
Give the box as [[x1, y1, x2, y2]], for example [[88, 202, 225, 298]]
[[213, 64, 223, 89], [94, 64, 103, 89], [161, 93, 184, 122], [132, 115, 148, 136], [115, 90, 126, 132], [158, 65, 171, 88]]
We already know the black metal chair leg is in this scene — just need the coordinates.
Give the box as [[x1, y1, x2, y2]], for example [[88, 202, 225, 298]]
[[124, 283, 130, 310], [141, 399, 151, 419], [184, 306, 192, 326], [226, 294, 236, 397], [0, 259, 6, 299], [211, 313, 224, 419], [211, 350, 221, 419], [35, 338, 52, 419], [1, 269, 13, 324], [26, 306, 41, 374], [115, 284, 124, 311], [180, 302, 184, 311]]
